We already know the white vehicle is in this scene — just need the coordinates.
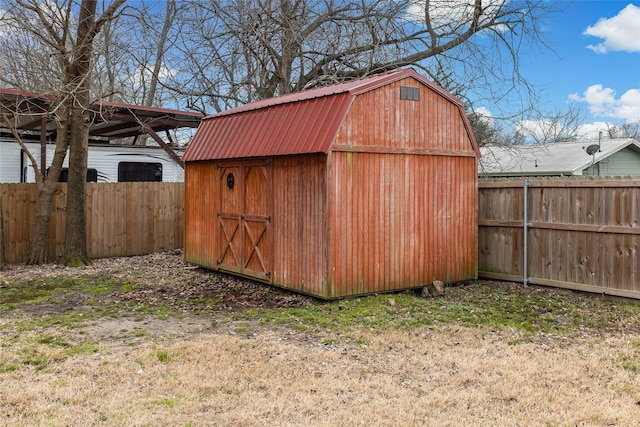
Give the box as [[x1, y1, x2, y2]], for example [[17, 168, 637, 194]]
[[0, 88, 203, 183], [0, 139, 185, 183]]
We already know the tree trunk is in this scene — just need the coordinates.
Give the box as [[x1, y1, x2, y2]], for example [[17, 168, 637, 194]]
[[59, 105, 91, 267], [59, 0, 97, 267], [28, 114, 70, 265], [28, 182, 58, 265], [3, 0, 125, 265], [145, 0, 175, 107]]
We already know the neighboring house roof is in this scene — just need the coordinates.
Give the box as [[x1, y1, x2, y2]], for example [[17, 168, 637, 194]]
[[479, 138, 640, 176], [183, 68, 479, 162]]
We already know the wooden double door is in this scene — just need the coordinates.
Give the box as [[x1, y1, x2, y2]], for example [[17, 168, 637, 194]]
[[216, 160, 272, 281]]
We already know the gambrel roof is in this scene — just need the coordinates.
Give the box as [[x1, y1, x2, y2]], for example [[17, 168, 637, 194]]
[[183, 68, 480, 161]]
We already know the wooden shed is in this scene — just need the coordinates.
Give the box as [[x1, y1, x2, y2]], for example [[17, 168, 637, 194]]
[[183, 68, 480, 299]]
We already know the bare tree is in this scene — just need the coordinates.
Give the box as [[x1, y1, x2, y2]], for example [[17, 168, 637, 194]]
[[606, 122, 640, 139], [167, 0, 561, 113], [0, 92, 72, 265], [114, 0, 183, 144], [0, 0, 565, 264], [90, 0, 181, 108], [61, 1, 110, 266], [0, 0, 126, 265], [468, 111, 500, 147], [515, 105, 589, 144]]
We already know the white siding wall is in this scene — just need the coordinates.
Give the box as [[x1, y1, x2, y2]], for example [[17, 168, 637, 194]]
[[0, 139, 24, 182], [583, 147, 640, 176]]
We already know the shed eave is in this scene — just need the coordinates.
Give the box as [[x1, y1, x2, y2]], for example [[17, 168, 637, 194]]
[[183, 149, 330, 163]]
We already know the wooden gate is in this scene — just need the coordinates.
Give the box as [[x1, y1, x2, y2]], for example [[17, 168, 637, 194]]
[[216, 159, 272, 281]]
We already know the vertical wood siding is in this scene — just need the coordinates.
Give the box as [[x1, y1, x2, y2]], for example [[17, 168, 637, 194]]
[[336, 77, 472, 153], [184, 161, 217, 268], [183, 77, 479, 298], [328, 152, 478, 298], [325, 77, 479, 298], [185, 155, 329, 296], [270, 154, 328, 296]]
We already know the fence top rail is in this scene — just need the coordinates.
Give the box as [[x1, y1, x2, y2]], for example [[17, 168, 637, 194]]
[[479, 176, 640, 189], [0, 182, 183, 189]]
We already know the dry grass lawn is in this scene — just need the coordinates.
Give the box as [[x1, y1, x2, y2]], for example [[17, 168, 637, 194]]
[[2, 326, 640, 426], [1, 253, 640, 426]]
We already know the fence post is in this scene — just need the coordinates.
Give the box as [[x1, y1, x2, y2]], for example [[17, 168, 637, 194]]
[[523, 179, 530, 287], [0, 196, 5, 270]]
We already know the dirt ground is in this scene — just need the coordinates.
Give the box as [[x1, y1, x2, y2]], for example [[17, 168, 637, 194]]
[[0, 250, 316, 339], [1, 252, 640, 426]]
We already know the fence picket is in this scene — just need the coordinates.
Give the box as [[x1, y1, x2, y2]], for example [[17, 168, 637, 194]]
[[0, 182, 184, 263], [479, 176, 640, 299]]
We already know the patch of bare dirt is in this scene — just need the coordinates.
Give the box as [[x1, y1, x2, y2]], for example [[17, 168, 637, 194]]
[[1, 249, 316, 312], [1, 250, 320, 340]]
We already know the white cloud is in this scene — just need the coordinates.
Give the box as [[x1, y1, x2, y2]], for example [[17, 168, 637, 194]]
[[569, 85, 640, 123], [584, 4, 640, 53], [126, 63, 177, 92], [515, 119, 561, 142], [573, 121, 640, 140], [474, 106, 494, 123], [514, 119, 633, 143], [513, 118, 630, 143], [573, 122, 613, 141]]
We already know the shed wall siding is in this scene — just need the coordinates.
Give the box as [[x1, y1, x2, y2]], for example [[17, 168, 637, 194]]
[[335, 77, 473, 153], [328, 152, 478, 298], [184, 161, 217, 268], [185, 155, 329, 295], [271, 154, 328, 296]]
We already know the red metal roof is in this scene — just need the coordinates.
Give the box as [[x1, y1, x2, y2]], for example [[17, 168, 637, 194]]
[[183, 68, 479, 161]]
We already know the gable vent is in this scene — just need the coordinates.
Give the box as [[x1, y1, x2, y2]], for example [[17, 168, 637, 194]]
[[400, 86, 420, 101]]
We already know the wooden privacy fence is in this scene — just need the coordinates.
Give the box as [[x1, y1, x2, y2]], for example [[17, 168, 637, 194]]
[[0, 182, 184, 263], [4, 178, 639, 300], [479, 177, 640, 299]]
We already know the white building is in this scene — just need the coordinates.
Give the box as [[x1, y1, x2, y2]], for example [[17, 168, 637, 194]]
[[479, 138, 640, 177]]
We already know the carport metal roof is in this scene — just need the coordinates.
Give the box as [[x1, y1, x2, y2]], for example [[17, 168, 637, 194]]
[[0, 88, 203, 140], [0, 88, 204, 168]]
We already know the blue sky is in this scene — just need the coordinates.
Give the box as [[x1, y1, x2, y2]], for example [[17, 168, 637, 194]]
[[505, 0, 640, 137]]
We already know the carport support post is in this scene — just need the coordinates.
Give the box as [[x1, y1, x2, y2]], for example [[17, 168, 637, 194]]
[[138, 122, 184, 168], [523, 179, 530, 287], [40, 115, 47, 177]]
